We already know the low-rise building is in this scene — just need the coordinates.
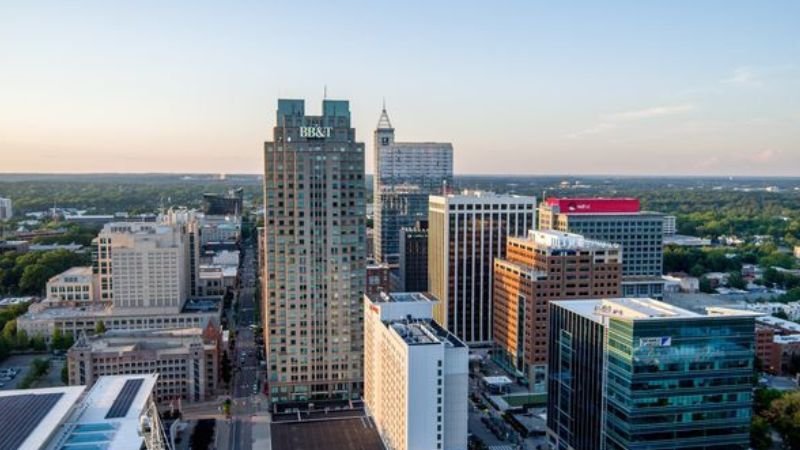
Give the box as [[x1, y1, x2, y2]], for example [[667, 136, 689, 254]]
[[17, 299, 221, 340], [68, 326, 221, 404], [364, 292, 468, 450], [0, 240, 28, 254], [46, 266, 98, 303], [662, 274, 699, 293], [0, 374, 164, 450], [745, 301, 800, 321], [795, 245, 800, 259]]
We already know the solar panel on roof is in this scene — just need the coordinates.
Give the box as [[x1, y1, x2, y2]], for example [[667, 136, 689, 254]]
[[0, 392, 64, 450], [105, 378, 144, 419]]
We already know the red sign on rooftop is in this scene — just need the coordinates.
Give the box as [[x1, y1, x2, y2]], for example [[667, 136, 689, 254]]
[[545, 198, 640, 214]]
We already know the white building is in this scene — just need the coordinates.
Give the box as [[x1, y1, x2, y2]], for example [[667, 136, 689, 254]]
[[428, 191, 537, 344], [745, 302, 800, 321], [0, 197, 12, 220], [364, 292, 468, 450], [0, 374, 164, 450], [94, 222, 189, 313], [662, 215, 677, 235], [662, 274, 699, 293], [46, 267, 97, 303]]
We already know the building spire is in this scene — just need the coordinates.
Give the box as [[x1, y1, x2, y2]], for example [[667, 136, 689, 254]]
[[377, 100, 393, 130]]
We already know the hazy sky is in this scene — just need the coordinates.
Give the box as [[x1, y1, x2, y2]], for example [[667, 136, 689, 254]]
[[1, 1, 798, 176]]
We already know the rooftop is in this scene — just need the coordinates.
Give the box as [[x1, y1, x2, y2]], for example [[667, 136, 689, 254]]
[[555, 298, 702, 323], [0, 385, 85, 450], [50, 374, 159, 450], [525, 229, 618, 250], [389, 318, 466, 348], [369, 291, 436, 303], [52, 266, 93, 279], [271, 416, 385, 450], [0, 374, 158, 450]]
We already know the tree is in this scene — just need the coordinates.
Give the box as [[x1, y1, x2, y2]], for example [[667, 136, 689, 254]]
[[94, 321, 106, 334], [698, 277, 714, 293], [29, 334, 46, 352], [764, 391, 800, 449], [750, 416, 772, 450], [727, 271, 747, 290], [61, 364, 69, 384]]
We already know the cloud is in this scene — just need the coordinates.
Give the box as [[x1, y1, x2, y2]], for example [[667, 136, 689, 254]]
[[722, 67, 763, 87], [748, 148, 780, 163], [605, 104, 695, 121], [568, 104, 695, 138]]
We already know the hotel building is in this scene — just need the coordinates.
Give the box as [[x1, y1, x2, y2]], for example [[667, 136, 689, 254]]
[[492, 230, 621, 390], [548, 298, 757, 450], [93, 222, 190, 314], [262, 99, 366, 404], [428, 191, 536, 344], [364, 292, 468, 450], [539, 198, 665, 298], [373, 107, 452, 264]]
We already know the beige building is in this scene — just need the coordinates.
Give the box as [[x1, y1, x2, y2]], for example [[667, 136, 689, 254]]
[[68, 326, 221, 404], [428, 191, 537, 344], [262, 99, 366, 404], [94, 222, 190, 313], [46, 266, 98, 302], [364, 292, 468, 450]]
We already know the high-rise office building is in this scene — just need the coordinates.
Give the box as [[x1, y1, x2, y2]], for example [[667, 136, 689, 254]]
[[202, 187, 244, 216], [364, 292, 468, 450], [492, 230, 621, 391], [429, 191, 536, 344], [539, 198, 665, 298], [0, 197, 12, 220], [399, 219, 429, 292], [93, 222, 190, 314], [548, 298, 757, 450], [262, 99, 366, 404], [373, 107, 452, 264]]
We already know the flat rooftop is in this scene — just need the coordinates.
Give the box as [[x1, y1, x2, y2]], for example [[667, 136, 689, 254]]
[[389, 319, 466, 348], [368, 291, 436, 303], [52, 374, 159, 450], [271, 417, 385, 450], [555, 298, 702, 323], [0, 385, 85, 450], [523, 229, 619, 250]]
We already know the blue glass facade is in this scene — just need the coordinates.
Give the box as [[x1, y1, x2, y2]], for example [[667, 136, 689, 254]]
[[604, 316, 754, 450], [547, 300, 756, 450]]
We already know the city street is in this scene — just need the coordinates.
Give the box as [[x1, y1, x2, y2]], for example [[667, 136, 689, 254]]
[[216, 235, 270, 450]]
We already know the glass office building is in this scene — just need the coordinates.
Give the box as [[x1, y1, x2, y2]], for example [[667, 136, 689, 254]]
[[548, 298, 757, 450]]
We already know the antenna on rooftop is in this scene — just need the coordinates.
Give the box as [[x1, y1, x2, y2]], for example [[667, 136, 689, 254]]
[[323, 85, 328, 100]]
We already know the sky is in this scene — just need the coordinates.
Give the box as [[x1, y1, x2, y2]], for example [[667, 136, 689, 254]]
[[0, 1, 798, 176]]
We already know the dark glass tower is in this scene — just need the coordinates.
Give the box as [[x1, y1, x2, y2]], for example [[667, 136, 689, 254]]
[[548, 299, 756, 450]]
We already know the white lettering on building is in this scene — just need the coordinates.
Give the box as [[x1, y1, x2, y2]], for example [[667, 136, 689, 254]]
[[299, 126, 333, 139]]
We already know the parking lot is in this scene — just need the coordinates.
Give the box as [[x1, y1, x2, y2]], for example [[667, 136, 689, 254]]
[[0, 354, 39, 390]]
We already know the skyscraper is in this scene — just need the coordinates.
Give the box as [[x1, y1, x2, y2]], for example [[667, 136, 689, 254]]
[[428, 191, 536, 344], [399, 219, 429, 292], [262, 99, 366, 404], [0, 197, 12, 221], [492, 230, 621, 391], [548, 298, 757, 450], [539, 198, 665, 298], [373, 107, 452, 264]]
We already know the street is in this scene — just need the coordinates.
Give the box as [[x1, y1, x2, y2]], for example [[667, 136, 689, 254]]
[[216, 235, 270, 450]]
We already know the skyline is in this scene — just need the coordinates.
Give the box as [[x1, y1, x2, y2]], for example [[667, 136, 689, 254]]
[[1, 1, 799, 176]]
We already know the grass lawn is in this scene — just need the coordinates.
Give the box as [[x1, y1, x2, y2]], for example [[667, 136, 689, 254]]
[[503, 393, 546, 407]]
